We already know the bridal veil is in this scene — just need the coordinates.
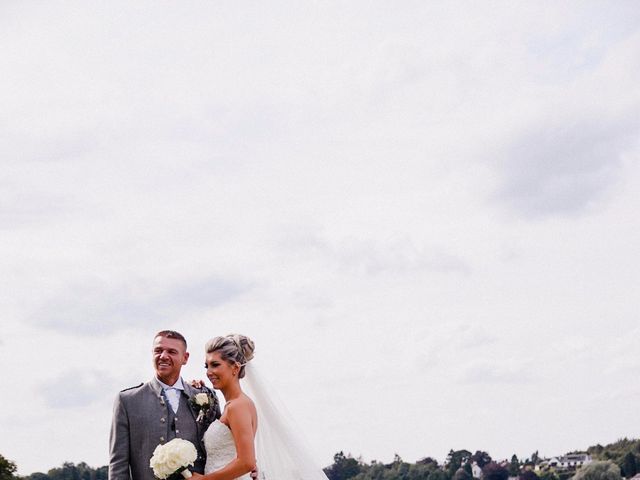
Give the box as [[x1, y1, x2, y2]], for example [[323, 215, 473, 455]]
[[242, 363, 330, 480]]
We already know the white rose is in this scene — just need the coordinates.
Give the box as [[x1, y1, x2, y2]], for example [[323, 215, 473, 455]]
[[194, 393, 209, 406]]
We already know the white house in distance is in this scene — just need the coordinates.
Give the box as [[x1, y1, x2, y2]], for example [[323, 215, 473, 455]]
[[536, 453, 593, 471]]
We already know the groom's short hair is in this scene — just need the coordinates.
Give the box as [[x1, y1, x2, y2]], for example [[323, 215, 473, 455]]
[[154, 330, 187, 350]]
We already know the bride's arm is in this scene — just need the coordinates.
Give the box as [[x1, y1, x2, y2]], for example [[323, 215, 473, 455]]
[[197, 400, 256, 480]]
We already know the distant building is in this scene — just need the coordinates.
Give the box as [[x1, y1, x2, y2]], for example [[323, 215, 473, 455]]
[[536, 454, 592, 471]]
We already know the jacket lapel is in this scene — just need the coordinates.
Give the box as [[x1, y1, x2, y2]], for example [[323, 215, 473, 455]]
[[182, 380, 198, 422]]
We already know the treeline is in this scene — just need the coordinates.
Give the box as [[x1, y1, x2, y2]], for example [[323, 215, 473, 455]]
[[1, 438, 638, 480], [0, 459, 106, 480], [322, 439, 640, 480], [587, 438, 640, 477]]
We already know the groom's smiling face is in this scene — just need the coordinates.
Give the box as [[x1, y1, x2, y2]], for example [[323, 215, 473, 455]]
[[152, 335, 189, 385]]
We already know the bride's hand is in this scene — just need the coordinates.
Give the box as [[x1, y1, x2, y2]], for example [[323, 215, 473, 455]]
[[190, 379, 206, 388]]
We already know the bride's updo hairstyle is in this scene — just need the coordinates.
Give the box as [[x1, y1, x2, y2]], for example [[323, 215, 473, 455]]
[[205, 334, 255, 378]]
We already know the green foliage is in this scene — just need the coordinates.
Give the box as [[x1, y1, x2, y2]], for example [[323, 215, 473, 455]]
[[586, 438, 640, 479], [537, 468, 560, 480], [446, 450, 472, 478], [348, 453, 437, 480], [531, 452, 540, 466], [588, 439, 640, 464], [452, 468, 472, 480], [482, 462, 509, 480], [406, 462, 436, 480], [556, 470, 573, 480], [0, 454, 18, 480], [519, 470, 539, 480], [509, 455, 521, 477], [622, 452, 637, 478], [573, 461, 621, 480], [9, 439, 640, 480], [472, 452, 493, 469], [427, 469, 448, 480], [325, 452, 362, 480], [18, 462, 107, 480]]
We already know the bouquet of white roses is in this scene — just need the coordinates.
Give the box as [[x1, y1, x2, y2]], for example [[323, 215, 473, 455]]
[[149, 438, 198, 479]]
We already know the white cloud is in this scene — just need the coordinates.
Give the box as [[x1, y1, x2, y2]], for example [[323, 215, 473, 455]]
[[29, 275, 251, 335], [1, 0, 640, 476], [494, 113, 639, 218], [42, 369, 118, 409], [458, 360, 535, 385]]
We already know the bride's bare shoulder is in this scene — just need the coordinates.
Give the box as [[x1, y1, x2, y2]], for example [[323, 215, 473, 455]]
[[226, 395, 257, 427], [227, 394, 256, 413]]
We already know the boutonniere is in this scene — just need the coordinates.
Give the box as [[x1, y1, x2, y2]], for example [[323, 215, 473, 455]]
[[189, 392, 213, 423]]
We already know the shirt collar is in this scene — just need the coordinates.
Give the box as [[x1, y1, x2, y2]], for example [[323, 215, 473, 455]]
[[156, 377, 185, 391]]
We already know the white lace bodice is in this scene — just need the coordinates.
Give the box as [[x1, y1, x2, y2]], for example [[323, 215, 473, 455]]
[[203, 420, 251, 480]]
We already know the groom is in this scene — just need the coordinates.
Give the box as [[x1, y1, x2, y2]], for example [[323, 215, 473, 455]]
[[109, 330, 220, 480]]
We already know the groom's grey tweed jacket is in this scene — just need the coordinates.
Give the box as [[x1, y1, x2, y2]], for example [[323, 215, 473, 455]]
[[109, 377, 220, 480]]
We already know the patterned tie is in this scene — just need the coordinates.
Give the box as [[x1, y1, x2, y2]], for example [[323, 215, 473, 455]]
[[163, 388, 180, 413]]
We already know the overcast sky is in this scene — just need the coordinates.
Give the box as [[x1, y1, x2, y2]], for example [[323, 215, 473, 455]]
[[1, 1, 639, 476]]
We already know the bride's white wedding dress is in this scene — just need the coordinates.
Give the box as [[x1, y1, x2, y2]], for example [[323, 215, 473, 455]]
[[203, 420, 251, 480]]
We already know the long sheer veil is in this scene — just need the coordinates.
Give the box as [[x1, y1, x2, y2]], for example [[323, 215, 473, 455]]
[[242, 363, 330, 480]]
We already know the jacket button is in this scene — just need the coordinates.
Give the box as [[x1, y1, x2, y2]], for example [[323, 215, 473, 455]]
[[160, 436, 165, 442], [161, 418, 166, 423]]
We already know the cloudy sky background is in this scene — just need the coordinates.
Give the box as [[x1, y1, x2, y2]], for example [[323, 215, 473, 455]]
[[2, 0, 639, 475]]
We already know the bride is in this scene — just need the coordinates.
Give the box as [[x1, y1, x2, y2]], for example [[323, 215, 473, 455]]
[[192, 334, 257, 480], [192, 334, 329, 480]]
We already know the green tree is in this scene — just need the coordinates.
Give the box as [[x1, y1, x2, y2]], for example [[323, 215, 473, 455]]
[[509, 456, 520, 477], [26, 474, 50, 480], [464, 463, 473, 477], [446, 451, 472, 478], [453, 468, 472, 480], [519, 470, 539, 480], [94, 466, 108, 480], [622, 452, 637, 478], [0, 454, 17, 480], [391, 455, 411, 480], [407, 463, 435, 480], [427, 469, 448, 480], [556, 471, 573, 480], [325, 452, 361, 480], [482, 463, 509, 480], [587, 439, 640, 467], [46, 461, 82, 480], [573, 461, 621, 480], [350, 461, 384, 480], [472, 452, 493, 469], [537, 469, 559, 480], [531, 453, 540, 466]]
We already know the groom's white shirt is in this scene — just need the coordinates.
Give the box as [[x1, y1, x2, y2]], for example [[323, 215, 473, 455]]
[[157, 377, 184, 413]]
